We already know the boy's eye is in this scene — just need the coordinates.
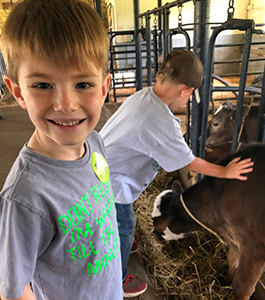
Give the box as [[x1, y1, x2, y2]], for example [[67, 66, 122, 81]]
[[33, 83, 52, 89], [76, 82, 91, 89]]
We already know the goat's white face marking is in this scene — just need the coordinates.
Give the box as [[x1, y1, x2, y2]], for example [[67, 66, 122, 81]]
[[163, 227, 186, 241], [151, 190, 172, 218]]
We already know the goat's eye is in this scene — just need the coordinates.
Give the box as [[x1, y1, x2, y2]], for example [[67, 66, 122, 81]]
[[212, 122, 218, 127]]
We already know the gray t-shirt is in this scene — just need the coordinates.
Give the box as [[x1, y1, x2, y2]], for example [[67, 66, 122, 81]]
[[0, 131, 123, 300], [100, 87, 194, 204]]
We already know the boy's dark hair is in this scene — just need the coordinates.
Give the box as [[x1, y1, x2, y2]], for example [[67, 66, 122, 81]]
[[1, 0, 109, 83], [158, 49, 204, 89]]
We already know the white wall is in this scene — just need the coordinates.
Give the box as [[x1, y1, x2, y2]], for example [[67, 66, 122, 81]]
[[108, 0, 265, 32], [108, 0, 265, 75], [247, 0, 265, 23]]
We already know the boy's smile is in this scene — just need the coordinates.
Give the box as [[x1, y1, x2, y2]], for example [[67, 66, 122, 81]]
[[5, 54, 110, 160]]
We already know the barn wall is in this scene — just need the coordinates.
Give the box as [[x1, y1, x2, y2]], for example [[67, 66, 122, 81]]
[[247, 0, 265, 23], [106, 0, 261, 32], [107, 0, 265, 76]]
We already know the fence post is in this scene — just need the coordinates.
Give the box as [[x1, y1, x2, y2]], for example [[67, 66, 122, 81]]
[[192, 0, 211, 157], [133, 0, 143, 91]]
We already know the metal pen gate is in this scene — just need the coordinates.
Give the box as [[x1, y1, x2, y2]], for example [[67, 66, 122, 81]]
[[108, 0, 265, 163], [0, 0, 264, 152]]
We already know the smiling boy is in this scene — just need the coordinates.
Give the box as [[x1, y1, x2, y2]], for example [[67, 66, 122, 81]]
[[0, 1, 123, 300]]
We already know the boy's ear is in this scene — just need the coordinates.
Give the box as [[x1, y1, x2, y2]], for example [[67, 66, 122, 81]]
[[180, 86, 194, 98], [101, 73, 111, 105], [4, 75, 27, 110]]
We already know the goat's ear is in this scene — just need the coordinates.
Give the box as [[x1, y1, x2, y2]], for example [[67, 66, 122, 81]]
[[232, 104, 251, 120], [224, 100, 234, 109], [242, 104, 251, 118], [172, 180, 184, 194], [243, 96, 253, 106]]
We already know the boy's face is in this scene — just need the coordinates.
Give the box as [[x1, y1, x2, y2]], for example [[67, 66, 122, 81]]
[[5, 53, 110, 160]]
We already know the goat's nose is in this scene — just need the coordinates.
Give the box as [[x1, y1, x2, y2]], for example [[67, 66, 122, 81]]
[[152, 229, 166, 244]]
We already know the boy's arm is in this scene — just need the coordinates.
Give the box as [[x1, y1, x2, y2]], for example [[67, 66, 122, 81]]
[[186, 156, 254, 180], [0, 284, 36, 300]]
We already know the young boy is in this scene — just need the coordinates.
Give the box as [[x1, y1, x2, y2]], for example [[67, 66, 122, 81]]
[[100, 49, 254, 297], [0, 1, 123, 299]]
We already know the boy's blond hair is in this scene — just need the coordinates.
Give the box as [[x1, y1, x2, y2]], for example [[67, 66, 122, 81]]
[[1, 0, 109, 83]]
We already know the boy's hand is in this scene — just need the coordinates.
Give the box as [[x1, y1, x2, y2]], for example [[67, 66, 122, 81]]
[[225, 157, 254, 180]]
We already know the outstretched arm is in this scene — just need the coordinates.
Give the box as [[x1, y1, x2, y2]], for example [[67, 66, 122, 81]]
[[1, 284, 36, 300], [186, 156, 254, 180]]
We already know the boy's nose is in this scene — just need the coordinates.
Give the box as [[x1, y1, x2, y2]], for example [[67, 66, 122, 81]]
[[53, 90, 79, 113]]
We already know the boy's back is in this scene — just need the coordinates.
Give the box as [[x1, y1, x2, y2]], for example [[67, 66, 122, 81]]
[[100, 86, 194, 204]]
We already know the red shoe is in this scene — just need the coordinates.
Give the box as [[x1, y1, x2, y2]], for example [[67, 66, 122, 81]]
[[131, 240, 139, 254], [123, 274, 147, 297]]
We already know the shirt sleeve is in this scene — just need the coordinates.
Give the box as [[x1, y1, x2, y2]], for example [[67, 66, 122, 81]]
[[149, 134, 195, 172], [0, 198, 54, 299]]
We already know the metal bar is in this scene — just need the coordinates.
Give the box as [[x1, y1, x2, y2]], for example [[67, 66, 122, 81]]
[[108, 30, 138, 102], [111, 50, 137, 55], [108, 30, 136, 100], [137, 0, 192, 18], [153, 29, 159, 74], [214, 41, 265, 47], [133, 0, 143, 91], [0, 51, 7, 76], [192, 0, 211, 157], [109, 34, 117, 102], [199, 26, 224, 159], [171, 28, 191, 50], [113, 67, 149, 72], [212, 86, 261, 93], [181, 22, 223, 27], [182, 11, 192, 142], [163, 8, 170, 59], [115, 94, 136, 98], [109, 31, 135, 37], [0, 50, 7, 88], [113, 67, 136, 72], [212, 73, 238, 102], [93, 0, 102, 17], [214, 57, 265, 64], [256, 66, 265, 142], [231, 28, 253, 152], [145, 14, 152, 86], [157, 0, 162, 57], [113, 80, 136, 84], [217, 72, 264, 77]]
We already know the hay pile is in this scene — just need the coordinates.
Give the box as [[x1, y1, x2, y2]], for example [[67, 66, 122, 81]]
[[133, 169, 233, 300]]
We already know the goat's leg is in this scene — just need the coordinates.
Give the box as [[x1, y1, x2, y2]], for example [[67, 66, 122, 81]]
[[226, 248, 239, 285], [232, 249, 265, 300]]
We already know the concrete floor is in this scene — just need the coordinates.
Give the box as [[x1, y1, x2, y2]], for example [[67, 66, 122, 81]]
[[0, 106, 34, 189]]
